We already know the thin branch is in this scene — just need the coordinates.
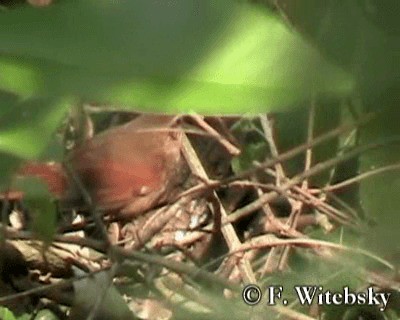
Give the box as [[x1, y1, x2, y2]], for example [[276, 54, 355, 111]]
[[174, 114, 375, 202], [259, 114, 286, 185], [223, 113, 374, 184], [302, 100, 316, 191], [322, 162, 400, 192], [181, 133, 257, 283], [278, 101, 316, 270], [226, 135, 400, 226], [63, 161, 111, 250], [264, 168, 354, 224], [86, 263, 119, 320], [187, 114, 241, 156], [234, 235, 395, 270]]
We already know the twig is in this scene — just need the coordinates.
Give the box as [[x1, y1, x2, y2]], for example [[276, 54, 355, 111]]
[[223, 113, 374, 184], [175, 114, 374, 202], [0, 267, 109, 304], [263, 168, 354, 224], [118, 248, 239, 291], [180, 133, 257, 283], [63, 161, 111, 249], [226, 134, 400, 227], [231, 235, 395, 271], [259, 114, 286, 185], [86, 263, 119, 320], [187, 114, 241, 156], [322, 162, 400, 192]]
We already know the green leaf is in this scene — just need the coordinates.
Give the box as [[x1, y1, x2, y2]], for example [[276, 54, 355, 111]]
[[34, 309, 59, 320], [14, 177, 57, 243], [0, 0, 354, 114], [274, 0, 400, 107], [230, 118, 268, 173], [0, 307, 29, 320], [359, 108, 400, 257], [0, 152, 22, 189], [0, 307, 17, 320], [0, 95, 71, 159]]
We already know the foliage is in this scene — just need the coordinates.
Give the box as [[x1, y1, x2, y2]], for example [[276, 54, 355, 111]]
[[0, 0, 354, 163], [0, 1, 399, 320], [0, 307, 29, 320]]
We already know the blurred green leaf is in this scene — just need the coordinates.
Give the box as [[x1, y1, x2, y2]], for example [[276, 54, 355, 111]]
[[0, 152, 22, 189], [271, 0, 400, 265], [231, 118, 269, 173], [274, 0, 400, 108], [359, 109, 400, 258], [0, 307, 17, 320], [34, 309, 59, 320], [232, 141, 267, 174], [0, 0, 354, 114], [0, 307, 29, 320], [268, 101, 340, 184], [0, 95, 71, 159], [14, 176, 57, 243]]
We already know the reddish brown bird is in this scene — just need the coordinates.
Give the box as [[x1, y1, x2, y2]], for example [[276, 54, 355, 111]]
[[16, 114, 187, 218]]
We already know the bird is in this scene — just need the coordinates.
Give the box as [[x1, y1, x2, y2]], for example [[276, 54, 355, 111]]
[[16, 114, 188, 218]]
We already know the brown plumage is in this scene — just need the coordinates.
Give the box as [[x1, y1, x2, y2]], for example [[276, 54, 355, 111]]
[[18, 114, 187, 218]]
